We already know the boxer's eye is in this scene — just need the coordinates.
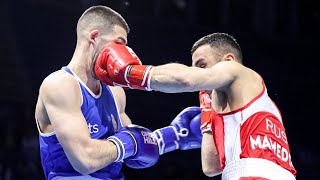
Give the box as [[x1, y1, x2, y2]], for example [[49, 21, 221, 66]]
[[115, 37, 127, 45], [199, 63, 206, 68], [194, 59, 206, 68]]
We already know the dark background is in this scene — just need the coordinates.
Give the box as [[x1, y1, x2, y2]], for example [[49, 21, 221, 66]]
[[0, 0, 319, 179]]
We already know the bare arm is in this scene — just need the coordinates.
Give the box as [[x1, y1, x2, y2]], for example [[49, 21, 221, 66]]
[[109, 86, 132, 127], [150, 61, 240, 93], [40, 72, 118, 174], [201, 132, 222, 177]]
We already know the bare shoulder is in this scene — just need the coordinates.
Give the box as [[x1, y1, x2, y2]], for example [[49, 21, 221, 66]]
[[231, 62, 264, 97], [39, 70, 81, 105], [109, 86, 126, 98], [36, 70, 81, 131], [212, 60, 245, 71], [242, 65, 263, 83], [217, 61, 260, 78], [109, 86, 126, 111]]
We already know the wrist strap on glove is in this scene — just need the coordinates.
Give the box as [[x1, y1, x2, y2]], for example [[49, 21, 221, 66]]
[[153, 126, 188, 155], [107, 131, 137, 162], [126, 65, 155, 91]]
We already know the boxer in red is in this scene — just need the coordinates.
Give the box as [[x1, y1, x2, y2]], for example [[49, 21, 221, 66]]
[[94, 33, 297, 179]]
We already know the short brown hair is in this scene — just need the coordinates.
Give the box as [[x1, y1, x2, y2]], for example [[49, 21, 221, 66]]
[[191, 33, 243, 63], [77, 5, 129, 36]]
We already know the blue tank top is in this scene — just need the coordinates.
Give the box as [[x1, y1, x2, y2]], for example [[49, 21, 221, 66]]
[[38, 67, 124, 180]]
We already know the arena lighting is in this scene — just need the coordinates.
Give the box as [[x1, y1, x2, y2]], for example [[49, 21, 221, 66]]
[[173, 0, 187, 10]]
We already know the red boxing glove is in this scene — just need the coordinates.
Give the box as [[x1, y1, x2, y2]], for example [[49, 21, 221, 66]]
[[94, 44, 154, 91], [94, 46, 115, 87], [199, 90, 212, 133]]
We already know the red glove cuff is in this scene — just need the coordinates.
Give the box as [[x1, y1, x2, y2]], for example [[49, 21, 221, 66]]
[[126, 65, 154, 91], [200, 110, 212, 133], [199, 90, 213, 133]]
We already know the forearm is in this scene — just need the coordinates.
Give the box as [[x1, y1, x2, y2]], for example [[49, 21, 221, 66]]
[[150, 63, 202, 93], [67, 139, 118, 175], [95, 44, 212, 92], [201, 132, 222, 177]]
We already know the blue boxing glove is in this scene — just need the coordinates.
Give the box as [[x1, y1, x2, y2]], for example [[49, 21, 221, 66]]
[[107, 124, 159, 169], [153, 106, 202, 155]]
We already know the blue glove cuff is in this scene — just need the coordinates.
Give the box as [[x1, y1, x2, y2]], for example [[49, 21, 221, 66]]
[[107, 131, 137, 162], [154, 126, 184, 155]]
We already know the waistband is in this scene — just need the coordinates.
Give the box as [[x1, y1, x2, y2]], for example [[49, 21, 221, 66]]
[[52, 175, 103, 180], [222, 158, 295, 180]]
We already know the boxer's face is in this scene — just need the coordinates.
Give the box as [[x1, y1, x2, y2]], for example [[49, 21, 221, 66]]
[[91, 25, 128, 78], [192, 44, 222, 68], [97, 25, 128, 54]]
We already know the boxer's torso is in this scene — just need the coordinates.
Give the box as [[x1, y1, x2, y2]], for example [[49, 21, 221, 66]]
[[35, 67, 124, 180], [211, 72, 296, 179]]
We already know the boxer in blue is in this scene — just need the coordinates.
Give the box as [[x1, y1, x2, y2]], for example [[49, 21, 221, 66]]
[[35, 5, 202, 180]]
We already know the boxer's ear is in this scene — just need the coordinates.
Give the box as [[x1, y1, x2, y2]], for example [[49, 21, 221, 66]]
[[222, 53, 235, 61], [88, 30, 99, 44]]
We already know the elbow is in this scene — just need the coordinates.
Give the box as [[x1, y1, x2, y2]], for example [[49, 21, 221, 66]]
[[74, 166, 91, 175], [72, 159, 95, 175], [69, 148, 98, 175], [201, 158, 222, 177], [202, 166, 222, 177]]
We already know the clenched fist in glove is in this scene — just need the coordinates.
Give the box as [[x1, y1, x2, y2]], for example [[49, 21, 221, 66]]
[[94, 44, 154, 91], [107, 124, 159, 169], [153, 106, 202, 155]]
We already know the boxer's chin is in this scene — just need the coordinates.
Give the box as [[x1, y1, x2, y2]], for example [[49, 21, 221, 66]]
[[92, 69, 99, 80], [91, 52, 99, 80]]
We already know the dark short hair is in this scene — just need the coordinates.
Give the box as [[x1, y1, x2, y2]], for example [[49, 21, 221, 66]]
[[77, 5, 129, 35], [191, 33, 243, 63]]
